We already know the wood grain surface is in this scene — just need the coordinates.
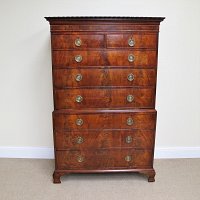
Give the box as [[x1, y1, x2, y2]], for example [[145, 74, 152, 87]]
[[56, 149, 153, 170], [52, 50, 157, 68], [54, 88, 155, 109], [55, 129, 155, 150], [53, 110, 157, 130], [45, 16, 164, 183], [53, 68, 156, 88]]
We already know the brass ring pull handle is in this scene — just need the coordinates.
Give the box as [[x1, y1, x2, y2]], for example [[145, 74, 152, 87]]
[[127, 95, 134, 103], [75, 38, 82, 47], [75, 74, 82, 82], [125, 135, 133, 144], [127, 73, 134, 82], [76, 136, 84, 144], [127, 117, 134, 126], [128, 38, 135, 47], [128, 54, 135, 62], [76, 95, 83, 103], [125, 155, 132, 162], [76, 118, 83, 126], [77, 155, 84, 162], [75, 55, 82, 63]]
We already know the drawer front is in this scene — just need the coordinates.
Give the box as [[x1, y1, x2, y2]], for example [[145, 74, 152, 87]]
[[106, 50, 157, 67], [51, 34, 105, 49], [55, 130, 155, 150], [107, 34, 157, 49], [53, 69, 156, 88], [56, 149, 153, 170], [52, 51, 105, 67], [52, 50, 157, 68], [53, 111, 157, 130], [54, 88, 155, 109]]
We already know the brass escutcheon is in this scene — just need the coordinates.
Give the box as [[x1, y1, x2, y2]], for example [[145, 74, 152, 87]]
[[75, 38, 82, 47], [127, 117, 134, 126], [75, 74, 82, 82], [76, 136, 84, 144], [75, 55, 82, 63], [128, 54, 135, 62], [76, 118, 83, 126], [76, 95, 83, 103], [128, 38, 135, 47], [77, 155, 84, 162], [125, 155, 132, 162], [127, 73, 134, 82], [125, 135, 133, 144], [127, 95, 134, 103]]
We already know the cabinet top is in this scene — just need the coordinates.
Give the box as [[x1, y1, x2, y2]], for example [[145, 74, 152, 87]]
[[45, 16, 165, 23]]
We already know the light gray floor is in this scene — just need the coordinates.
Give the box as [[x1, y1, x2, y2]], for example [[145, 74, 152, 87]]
[[0, 158, 199, 200]]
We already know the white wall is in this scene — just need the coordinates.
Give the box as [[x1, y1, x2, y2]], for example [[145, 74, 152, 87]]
[[0, 0, 200, 158]]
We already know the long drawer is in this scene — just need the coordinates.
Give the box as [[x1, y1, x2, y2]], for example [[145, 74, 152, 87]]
[[53, 68, 156, 88], [52, 50, 157, 68], [53, 110, 157, 130], [54, 88, 155, 109], [56, 149, 153, 170], [55, 129, 155, 150]]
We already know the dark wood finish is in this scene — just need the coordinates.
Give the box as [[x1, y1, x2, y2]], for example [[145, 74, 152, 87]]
[[52, 50, 157, 68], [45, 16, 165, 22], [139, 169, 156, 182], [50, 24, 159, 32], [55, 129, 155, 149], [53, 168, 155, 184], [45, 16, 164, 183], [53, 68, 156, 88], [56, 149, 153, 170], [54, 88, 155, 109]]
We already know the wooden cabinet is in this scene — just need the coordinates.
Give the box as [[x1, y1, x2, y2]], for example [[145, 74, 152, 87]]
[[45, 16, 164, 183]]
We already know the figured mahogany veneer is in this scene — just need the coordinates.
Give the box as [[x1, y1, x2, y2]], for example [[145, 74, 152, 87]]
[[52, 34, 105, 49], [45, 16, 164, 183], [53, 110, 157, 130], [55, 130, 155, 150], [52, 50, 157, 68], [56, 149, 153, 170], [54, 88, 155, 109], [53, 68, 156, 88], [52, 33, 157, 50], [106, 34, 158, 49]]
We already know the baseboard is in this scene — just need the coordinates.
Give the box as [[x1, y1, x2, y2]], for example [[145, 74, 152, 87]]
[[0, 146, 200, 159], [0, 147, 54, 159], [155, 147, 200, 158]]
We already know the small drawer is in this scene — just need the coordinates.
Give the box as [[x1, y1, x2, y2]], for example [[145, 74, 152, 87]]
[[106, 50, 157, 67], [55, 130, 155, 150], [52, 51, 105, 67], [51, 34, 104, 49], [52, 50, 157, 68], [53, 110, 157, 130], [107, 34, 157, 49], [54, 88, 155, 109], [53, 69, 156, 88], [56, 149, 153, 170]]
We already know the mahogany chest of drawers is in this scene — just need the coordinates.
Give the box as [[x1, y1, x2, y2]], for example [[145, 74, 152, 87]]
[[45, 17, 164, 183]]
